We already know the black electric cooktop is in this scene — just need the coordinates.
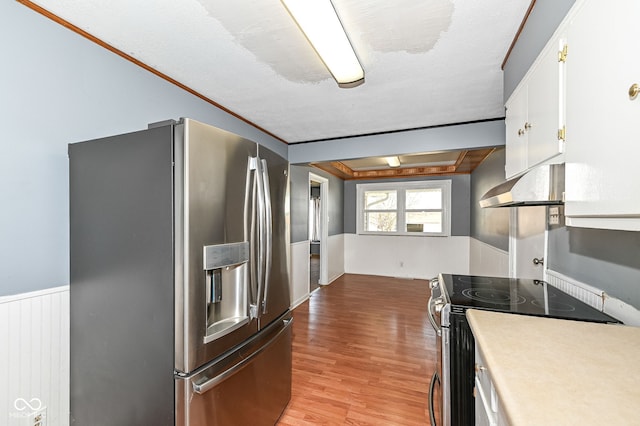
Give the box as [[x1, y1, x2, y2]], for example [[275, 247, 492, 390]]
[[441, 274, 619, 324]]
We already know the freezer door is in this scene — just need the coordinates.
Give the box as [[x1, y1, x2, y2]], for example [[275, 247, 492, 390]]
[[256, 145, 291, 329], [176, 312, 293, 426], [175, 119, 260, 373]]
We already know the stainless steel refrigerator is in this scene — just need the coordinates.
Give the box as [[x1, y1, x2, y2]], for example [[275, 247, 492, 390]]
[[69, 118, 292, 425]]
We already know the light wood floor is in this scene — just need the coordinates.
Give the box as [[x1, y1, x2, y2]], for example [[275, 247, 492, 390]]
[[277, 274, 438, 425]]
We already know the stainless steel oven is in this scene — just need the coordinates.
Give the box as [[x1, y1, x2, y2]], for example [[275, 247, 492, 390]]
[[427, 273, 620, 426], [428, 277, 448, 426]]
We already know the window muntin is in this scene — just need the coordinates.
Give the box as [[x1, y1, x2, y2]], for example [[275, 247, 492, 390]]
[[357, 181, 451, 236]]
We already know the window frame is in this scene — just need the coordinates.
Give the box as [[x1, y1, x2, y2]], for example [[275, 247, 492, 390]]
[[356, 180, 452, 237]]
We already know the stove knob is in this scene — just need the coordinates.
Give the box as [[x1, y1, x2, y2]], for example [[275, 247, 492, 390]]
[[429, 278, 439, 289], [433, 300, 444, 314]]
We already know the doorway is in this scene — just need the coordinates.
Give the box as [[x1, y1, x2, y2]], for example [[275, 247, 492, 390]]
[[309, 173, 329, 292], [510, 206, 547, 280]]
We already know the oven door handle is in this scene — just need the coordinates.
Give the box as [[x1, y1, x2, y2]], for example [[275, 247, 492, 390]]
[[428, 371, 440, 426], [427, 296, 442, 336]]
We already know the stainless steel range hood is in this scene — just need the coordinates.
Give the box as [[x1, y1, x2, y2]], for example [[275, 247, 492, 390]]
[[479, 163, 565, 208]]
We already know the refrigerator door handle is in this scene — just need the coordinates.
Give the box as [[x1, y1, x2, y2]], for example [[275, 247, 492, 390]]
[[252, 158, 266, 318], [247, 156, 260, 319], [244, 157, 255, 243], [192, 317, 294, 395], [260, 159, 273, 314]]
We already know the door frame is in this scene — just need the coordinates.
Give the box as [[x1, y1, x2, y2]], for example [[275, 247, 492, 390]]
[[309, 173, 329, 285], [509, 206, 548, 280]]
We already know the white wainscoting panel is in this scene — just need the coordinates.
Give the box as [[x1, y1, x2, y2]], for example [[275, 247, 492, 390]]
[[327, 234, 345, 284], [546, 270, 640, 326], [289, 241, 310, 309], [469, 238, 509, 277], [0, 286, 69, 426], [545, 270, 605, 310], [344, 234, 470, 279]]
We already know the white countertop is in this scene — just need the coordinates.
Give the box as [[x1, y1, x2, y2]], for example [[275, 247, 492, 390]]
[[466, 309, 640, 426]]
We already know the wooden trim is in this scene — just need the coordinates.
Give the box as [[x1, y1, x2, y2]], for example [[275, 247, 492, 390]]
[[330, 161, 354, 177], [310, 148, 497, 180], [308, 162, 353, 180], [349, 165, 456, 179], [16, 0, 288, 145], [502, 0, 537, 70], [454, 150, 469, 169]]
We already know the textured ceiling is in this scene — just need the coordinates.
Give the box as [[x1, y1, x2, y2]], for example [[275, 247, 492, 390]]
[[24, 0, 531, 144]]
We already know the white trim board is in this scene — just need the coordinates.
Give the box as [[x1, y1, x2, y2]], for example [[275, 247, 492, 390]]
[[0, 285, 69, 304], [289, 240, 310, 309]]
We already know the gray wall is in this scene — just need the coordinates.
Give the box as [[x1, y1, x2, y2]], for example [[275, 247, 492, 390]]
[[548, 221, 640, 308], [503, 0, 640, 309], [344, 175, 471, 236], [1, 2, 285, 297], [289, 165, 344, 243], [470, 148, 510, 251]]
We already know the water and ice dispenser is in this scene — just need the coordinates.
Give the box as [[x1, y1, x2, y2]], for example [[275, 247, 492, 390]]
[[202, 242, 250, 343]]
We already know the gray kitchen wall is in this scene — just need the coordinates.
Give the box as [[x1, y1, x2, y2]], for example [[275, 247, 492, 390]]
[[469, 148, 509, 251], [503, 0, 640, 309], [289, 165, 344, 243], [548, 219, 640, 308], [343, 175, 471, 236], [1, 2, 286, 297]]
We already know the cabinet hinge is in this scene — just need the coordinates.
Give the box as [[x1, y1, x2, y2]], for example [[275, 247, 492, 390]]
[[558, 44, 568, 63], [558, 126, 566, 141]]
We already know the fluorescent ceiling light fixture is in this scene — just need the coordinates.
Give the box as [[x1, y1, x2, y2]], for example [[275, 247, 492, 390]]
[[386, 156, 401, 168], [281, 0, 364, 88]]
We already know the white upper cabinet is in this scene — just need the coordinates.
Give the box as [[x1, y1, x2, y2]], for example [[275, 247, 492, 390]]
[[504, 84, 528, 178], [564, 0, 640, 230], [527, 36, 566, 168], [504, 31, 566, 179]]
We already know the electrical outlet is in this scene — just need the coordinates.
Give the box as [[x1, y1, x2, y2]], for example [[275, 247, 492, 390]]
[[548, 206, 560, 225], [21, 407, 46, 426], [33, 408, 46, 426]]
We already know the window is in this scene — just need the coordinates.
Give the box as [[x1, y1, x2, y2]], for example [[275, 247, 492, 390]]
[[356, 180, 451, 236]]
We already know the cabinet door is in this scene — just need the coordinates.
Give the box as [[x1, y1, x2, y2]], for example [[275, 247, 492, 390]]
[[505, 31, 565, 180], [565, 0, 640, 229], [527, 35, 565, 168], [505, 85, 528, 178], [475, 377, 497, 426], [475, 346, 499, 426]]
